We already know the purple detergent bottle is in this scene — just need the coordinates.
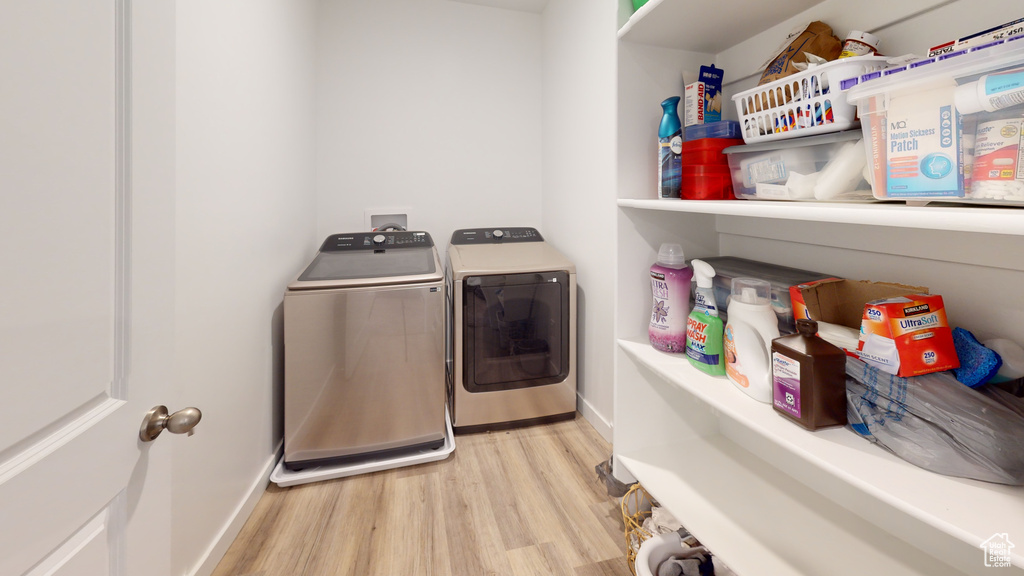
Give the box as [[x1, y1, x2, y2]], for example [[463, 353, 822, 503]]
[[649, 243, 693, 353]]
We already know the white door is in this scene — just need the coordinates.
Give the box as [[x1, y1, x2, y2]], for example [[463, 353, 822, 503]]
[[0, 2, 181, 575]]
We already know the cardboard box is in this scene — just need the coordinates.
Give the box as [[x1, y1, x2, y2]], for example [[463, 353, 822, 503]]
[[927, 17, 1024, 57], [792, 279, 959, 377], [792, 278, 927, 330], [684, 81, 705, 127]]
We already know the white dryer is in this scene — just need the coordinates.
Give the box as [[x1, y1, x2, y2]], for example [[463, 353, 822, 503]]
[[446, 227, 577, 432]]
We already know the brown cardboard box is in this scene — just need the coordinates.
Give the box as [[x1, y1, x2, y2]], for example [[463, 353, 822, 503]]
[[791, 278, 929, 330]]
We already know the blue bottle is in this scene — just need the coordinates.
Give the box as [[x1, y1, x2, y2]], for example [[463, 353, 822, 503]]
[[659, 96, 683, 199]]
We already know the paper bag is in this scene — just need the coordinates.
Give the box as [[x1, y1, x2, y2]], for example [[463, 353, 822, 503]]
[[758, 21, 842, 86]]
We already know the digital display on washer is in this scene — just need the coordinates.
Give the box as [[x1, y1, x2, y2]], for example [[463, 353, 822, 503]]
[[450, 227, 543, 245], [319, 231, 434, 251]]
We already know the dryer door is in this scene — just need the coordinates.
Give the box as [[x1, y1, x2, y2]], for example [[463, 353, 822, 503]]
[[463, 271, 569, 392]]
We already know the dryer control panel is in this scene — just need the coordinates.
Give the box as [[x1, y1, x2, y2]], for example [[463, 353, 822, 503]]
[[450, 227, 543, 245], [320, 231, 434, 252]]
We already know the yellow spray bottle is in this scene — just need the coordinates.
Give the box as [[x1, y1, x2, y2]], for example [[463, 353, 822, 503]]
[[686, 259, 726, 375]]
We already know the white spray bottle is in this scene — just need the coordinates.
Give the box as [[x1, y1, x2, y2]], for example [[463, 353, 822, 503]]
[[724, 278, 780, 402]]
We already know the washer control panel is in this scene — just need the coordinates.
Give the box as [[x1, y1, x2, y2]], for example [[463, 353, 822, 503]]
[[319, 231, 434, 252], [450, 227, 543, 245]]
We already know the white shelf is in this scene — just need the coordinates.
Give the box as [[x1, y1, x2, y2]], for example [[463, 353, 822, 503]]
[[617, 337, 1024, 574], [618, 198, 1024, 236], [617, 0, 820, 52]]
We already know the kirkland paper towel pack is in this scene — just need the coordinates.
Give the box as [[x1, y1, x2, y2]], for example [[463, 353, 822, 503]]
[[857, 294, 959, 377]]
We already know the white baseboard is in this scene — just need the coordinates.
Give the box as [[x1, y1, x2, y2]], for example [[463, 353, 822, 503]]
[[577, 393, 613, 443], [189, 442, 283, 576]]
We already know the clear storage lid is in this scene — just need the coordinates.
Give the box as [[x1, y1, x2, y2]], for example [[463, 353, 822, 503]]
[[298, 249, 436, 282], [293, 231, 440, 286]]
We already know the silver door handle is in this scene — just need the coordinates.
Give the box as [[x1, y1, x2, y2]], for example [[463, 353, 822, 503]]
[[139, 405, 203, 442]]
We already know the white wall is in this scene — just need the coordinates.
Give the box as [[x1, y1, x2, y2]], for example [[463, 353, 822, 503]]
[[315, 0, 544, 249], [173, 1, 318, 574], [541, 0, 619, 439]]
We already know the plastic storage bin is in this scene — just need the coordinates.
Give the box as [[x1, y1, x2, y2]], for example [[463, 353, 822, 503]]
[[682, 164, 733, 199], [695, 256, 837, 334], [682, 137, 743, 165], [846, 37, 1024, 204], [724, 130, 870, 200], [685, 120, 741, 141], [732, 56, 889, 144], [680, 137, 742, 200]]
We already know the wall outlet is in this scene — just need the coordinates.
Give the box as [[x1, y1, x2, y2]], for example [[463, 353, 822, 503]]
[[364, 209, 410, 231]]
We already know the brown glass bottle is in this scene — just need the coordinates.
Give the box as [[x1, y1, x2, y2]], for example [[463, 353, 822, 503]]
[[770, 319, 848, 430]]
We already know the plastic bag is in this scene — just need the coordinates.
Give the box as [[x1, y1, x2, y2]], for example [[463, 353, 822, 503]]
[[758, 21, 842, 86], [845, 357, 1024, 485]]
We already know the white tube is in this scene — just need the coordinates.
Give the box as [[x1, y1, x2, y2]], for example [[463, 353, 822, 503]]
[[814, 140, 867, 200], [954, 67, 1024, 115]]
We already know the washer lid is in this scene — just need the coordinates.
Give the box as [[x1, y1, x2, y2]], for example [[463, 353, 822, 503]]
[[289, 231, 441, 289]]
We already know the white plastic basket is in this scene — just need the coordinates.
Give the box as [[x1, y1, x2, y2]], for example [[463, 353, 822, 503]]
[[733, 56, 889, 144]]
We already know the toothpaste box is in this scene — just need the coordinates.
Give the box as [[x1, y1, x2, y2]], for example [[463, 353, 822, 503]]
[[927, 17, 1024, 57], [857, 294, 959, 377]]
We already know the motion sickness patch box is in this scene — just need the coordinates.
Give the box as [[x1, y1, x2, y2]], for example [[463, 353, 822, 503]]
[[866, 82, 964, 199]]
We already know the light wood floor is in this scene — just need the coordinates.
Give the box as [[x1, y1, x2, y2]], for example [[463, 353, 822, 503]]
[[212, 415, 632, 576]]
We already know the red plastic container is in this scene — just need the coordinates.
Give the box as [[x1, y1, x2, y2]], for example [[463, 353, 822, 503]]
[[682, 165, 733, 200], [681, 137, 743, 166]]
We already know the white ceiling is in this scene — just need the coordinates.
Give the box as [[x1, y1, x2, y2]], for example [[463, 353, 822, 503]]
[[447, 0, 548, 14]]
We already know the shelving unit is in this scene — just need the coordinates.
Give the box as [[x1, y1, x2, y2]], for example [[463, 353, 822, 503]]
[[617, 338, 1024, 575], [613, 1, 1024, 575], [618, 199, 1024, 236], [617, 0, 820, 52]]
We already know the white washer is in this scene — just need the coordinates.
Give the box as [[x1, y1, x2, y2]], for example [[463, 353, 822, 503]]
[[447, 227, 577, 432]]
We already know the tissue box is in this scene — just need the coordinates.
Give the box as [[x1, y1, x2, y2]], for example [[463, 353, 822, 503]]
[[859, 294, 960, 377]]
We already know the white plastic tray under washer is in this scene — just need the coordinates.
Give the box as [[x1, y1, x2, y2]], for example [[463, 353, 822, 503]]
[[733, 56, 889, 144], [270, 407, 456, 487]]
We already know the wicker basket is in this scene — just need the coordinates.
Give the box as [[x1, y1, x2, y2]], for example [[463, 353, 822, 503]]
[[621, 483, 656, 575]]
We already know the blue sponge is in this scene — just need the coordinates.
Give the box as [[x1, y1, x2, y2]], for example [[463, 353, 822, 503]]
[[952, 327, 1003, 388]]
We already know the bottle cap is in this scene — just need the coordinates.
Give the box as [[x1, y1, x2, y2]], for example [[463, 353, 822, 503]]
[[657, 243, 687, 268], [731, 277, 771, 305], [953, 82, 984, 115], [844, 30, 880, 50], [796, 318, 819, 336]]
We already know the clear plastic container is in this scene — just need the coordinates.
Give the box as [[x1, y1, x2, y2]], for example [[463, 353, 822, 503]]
[[846, 38, 1024, 204], [693, 256, 836, 334], [684, 120, 742, 141], [723, 130, 868, 200]]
